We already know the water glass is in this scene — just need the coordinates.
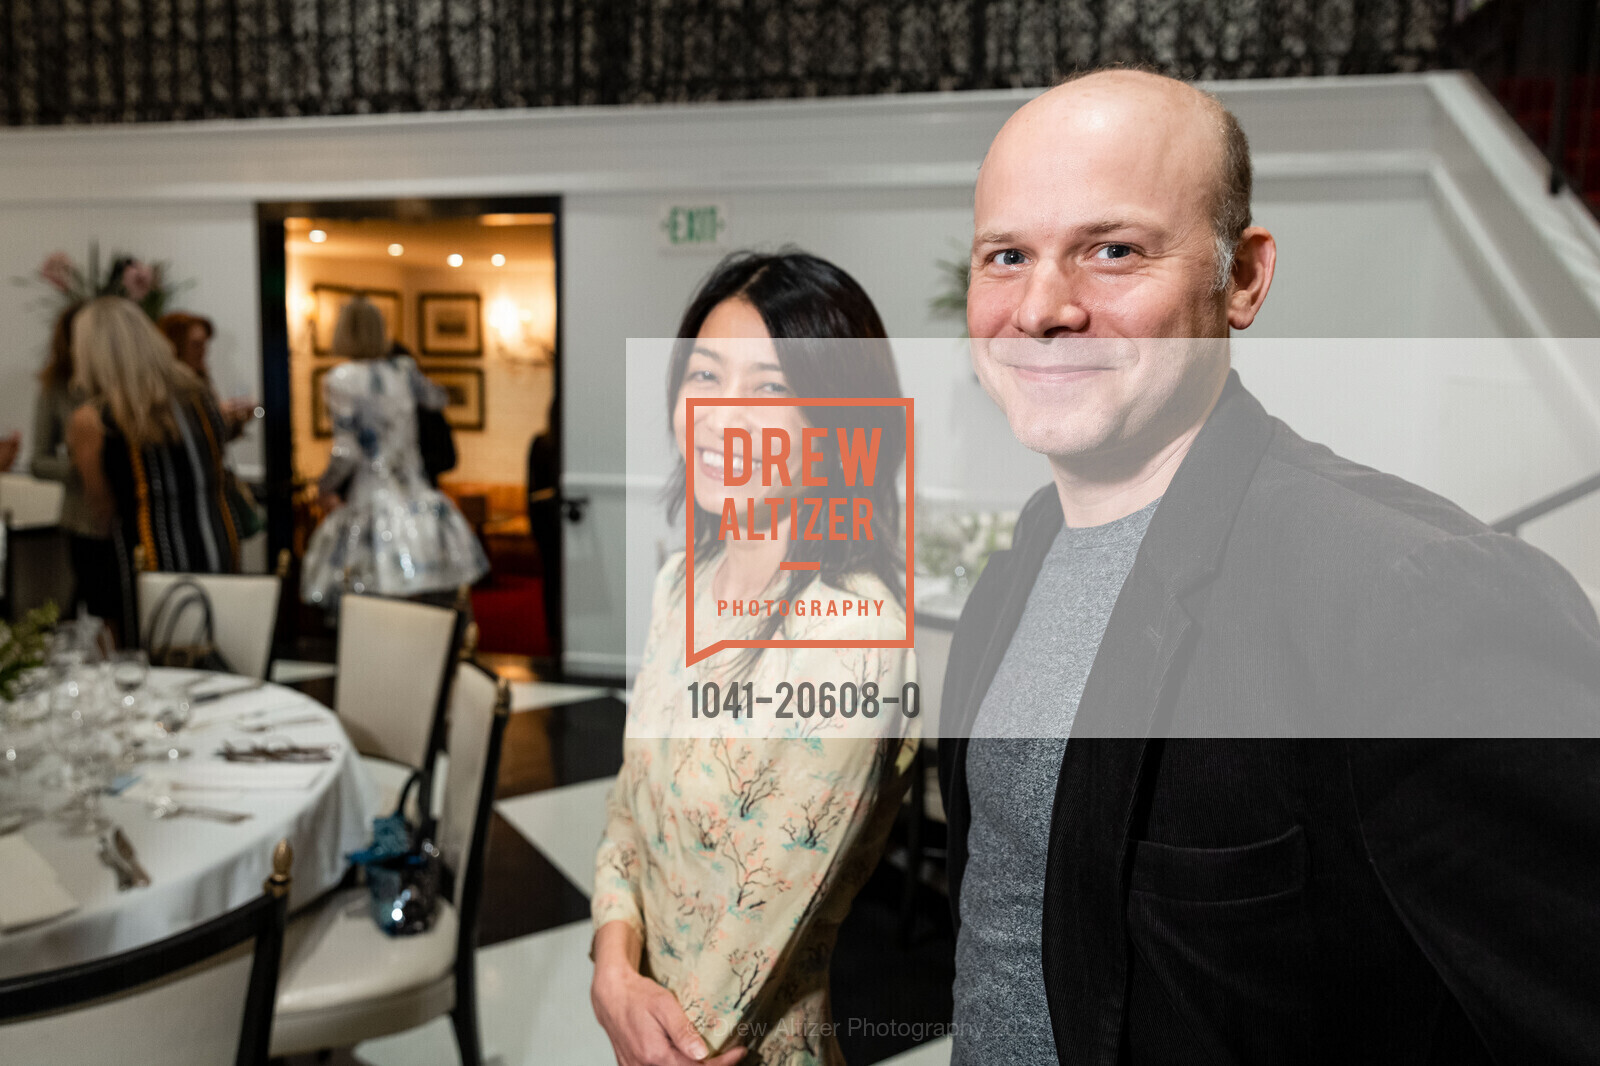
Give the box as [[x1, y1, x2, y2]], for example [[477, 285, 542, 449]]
[[48, 687, 120, 836], [49, 616, 109, 674], [137, 686, 194, 762]]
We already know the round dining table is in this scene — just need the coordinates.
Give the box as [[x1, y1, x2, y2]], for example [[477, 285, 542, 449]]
[[0, 669, 375, 980]]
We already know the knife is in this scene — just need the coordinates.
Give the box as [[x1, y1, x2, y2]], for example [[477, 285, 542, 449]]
[[111, 827, 152, 887], [97, 833, 133, 890], [186, 678, 268, 704]]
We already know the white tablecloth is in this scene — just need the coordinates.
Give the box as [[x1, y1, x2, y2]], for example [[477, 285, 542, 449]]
[[0, 670, 374, 979]]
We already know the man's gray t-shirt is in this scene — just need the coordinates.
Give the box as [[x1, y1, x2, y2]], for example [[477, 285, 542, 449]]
[[951, 498, 1159, 1064]]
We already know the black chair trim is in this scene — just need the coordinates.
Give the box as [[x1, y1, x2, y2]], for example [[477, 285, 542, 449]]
[[419, 600, 474, 832], [453, 661, 509, 952], [0, 865, 289, 1066], [448, 661, 509, 1066]]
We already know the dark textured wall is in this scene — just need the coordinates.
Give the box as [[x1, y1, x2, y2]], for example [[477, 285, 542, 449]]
[[0, 0, 1452, 126]]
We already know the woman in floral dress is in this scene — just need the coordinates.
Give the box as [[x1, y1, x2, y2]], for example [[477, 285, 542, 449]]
[[300, 297, 487, 607], [592, 252, 918, 1066]]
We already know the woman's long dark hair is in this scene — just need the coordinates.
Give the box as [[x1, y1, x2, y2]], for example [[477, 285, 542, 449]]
[[665, 249, 905, 660], [39, 304, 80, 389]]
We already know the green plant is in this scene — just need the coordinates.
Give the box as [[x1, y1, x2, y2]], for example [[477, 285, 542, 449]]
[[928, 241, 970, 333], [0, 603, 60, 702]]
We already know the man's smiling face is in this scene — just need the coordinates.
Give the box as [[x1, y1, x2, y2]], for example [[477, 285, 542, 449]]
[[967, 72, 1239, 467]]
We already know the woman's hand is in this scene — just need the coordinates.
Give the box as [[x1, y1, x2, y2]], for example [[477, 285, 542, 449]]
[[221, 397, 256, 435], [591, 921, 746, 1066]]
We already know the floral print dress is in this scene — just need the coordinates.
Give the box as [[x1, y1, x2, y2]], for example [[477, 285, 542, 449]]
[[594, 553, 918, 1064], [300, 355, 487, 606]]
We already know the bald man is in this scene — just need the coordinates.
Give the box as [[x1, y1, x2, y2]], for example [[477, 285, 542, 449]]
[[938, 70, 1600, 1064]]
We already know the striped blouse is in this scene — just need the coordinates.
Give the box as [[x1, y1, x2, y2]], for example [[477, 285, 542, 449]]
[[101, 392, 240, 629]]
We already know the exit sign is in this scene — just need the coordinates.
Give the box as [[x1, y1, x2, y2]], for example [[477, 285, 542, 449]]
[[660, 204, 727, 248]]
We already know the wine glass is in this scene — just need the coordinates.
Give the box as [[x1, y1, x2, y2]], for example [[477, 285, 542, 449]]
[[48, 677, 121, 835], [0, 699, 34, 832], [111, 649, 150, 715], [2, 677, 42, 771]]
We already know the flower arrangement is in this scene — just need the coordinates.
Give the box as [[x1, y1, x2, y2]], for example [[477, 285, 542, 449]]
[[916, 508, 1017, 590], [17, 243, 184, 320], [0, 603, 60, 703]]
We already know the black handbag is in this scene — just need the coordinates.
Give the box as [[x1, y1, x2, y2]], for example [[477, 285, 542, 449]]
[[145, 578, 234, 673], [346, 770, 442, 936], [223, 469, 265, 539], [417, 404, 457, 486]]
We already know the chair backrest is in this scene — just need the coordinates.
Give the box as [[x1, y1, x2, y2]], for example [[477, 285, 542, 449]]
[[437, 662, 510, 945], [334, 594, 462, 771], [0, 840, 293, 1066], [137, 572, 283, 680], [0, 473, 64, 529]]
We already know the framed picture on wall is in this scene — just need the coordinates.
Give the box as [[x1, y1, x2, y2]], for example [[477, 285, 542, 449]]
[[421, 365, 486, 430], [418, 292, 482, 356], [312, 284, 402, 355], [310, 366, 335, 438]]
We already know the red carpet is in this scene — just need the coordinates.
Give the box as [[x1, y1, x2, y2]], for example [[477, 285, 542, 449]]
[[471, 575, 550, 657]]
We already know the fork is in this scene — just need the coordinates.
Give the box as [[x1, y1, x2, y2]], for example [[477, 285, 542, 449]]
[[234, 715, 325, 734]]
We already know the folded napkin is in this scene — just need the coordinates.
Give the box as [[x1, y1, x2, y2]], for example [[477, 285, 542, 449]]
[[188, 693, 306, 729], [0, 835, 79, 930], [168, 763, 327, 792]]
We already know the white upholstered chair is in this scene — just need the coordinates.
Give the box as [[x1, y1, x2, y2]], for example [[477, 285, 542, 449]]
[[271, 662, 510, 1064], [137, 571, 284, 680], [0, 473, 65, 529], [0, 840, 293, 1066], [334, 593, 466, 819]]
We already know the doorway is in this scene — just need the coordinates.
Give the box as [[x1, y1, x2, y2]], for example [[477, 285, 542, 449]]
[[257, 196, 564, 668]]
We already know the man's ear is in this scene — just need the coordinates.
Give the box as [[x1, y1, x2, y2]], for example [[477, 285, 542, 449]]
[[1227, 226, 1277, 330]]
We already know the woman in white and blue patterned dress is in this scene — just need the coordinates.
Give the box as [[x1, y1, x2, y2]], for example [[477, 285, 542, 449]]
[[301, 297, 487, 607]]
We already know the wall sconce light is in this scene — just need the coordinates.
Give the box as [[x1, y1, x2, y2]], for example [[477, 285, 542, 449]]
[[489, 296, 521, 341], [488, 294, 554, 364], [447, 253, 464, 267], [309, 229, 327, 243]]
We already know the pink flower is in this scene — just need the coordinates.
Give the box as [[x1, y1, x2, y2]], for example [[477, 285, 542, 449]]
[[121, 260, 155, 303], [39, 252, 73, 293]]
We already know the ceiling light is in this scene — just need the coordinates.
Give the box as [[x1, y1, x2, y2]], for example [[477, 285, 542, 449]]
[[491, 254, 506, 267], [308, 229, 327, 243], [388, 243, 404, 257], [447, 254, 463, 267], [480, 213, 554, 226]]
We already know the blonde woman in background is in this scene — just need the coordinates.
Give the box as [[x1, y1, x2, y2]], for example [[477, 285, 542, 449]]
[[300, 296, 486, 608], [67, 296, 239, 641]]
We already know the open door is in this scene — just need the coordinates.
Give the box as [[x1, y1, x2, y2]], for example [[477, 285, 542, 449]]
[[257, 196, 564, 669]]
